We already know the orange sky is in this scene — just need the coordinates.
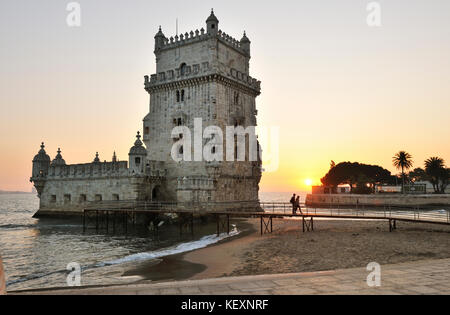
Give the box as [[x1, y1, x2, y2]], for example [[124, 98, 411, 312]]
[[1, 1, 449, 193]]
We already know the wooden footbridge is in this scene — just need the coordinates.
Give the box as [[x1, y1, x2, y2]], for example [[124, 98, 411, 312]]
[[82, 201, 450, 236]]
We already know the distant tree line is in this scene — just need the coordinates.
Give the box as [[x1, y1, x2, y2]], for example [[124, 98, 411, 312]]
[[320, 152, 449, 195]]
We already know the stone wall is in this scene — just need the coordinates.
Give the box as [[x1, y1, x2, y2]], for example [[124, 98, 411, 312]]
[[306, 194, 450, 208], [35, 176, 151, 217], [143, 21, 262, 205]]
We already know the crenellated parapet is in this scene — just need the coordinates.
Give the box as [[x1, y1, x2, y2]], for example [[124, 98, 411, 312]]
[[144, 64, 261, 95], [157, 28, 248, 56], [47, 161, 129, 179], [155, 10, 251, 58]]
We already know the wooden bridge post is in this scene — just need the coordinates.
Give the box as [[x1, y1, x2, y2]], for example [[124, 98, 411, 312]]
[[113, 211, 116, 233], [260, 216, 263, 236], [216, 214, 220, 237], [106, 211, 109, 233], [83, 211, 86, 233], [302, 216, 305, 233]]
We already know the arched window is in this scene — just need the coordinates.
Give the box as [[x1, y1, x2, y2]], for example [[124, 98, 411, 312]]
[[180, 63, 187, 76], [176, 90, 180, 102], [181, 89, 185, 102]]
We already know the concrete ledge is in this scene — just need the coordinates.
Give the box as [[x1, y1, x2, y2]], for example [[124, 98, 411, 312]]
[[306, 194, 450, 208], [11, 258, 450, 295]]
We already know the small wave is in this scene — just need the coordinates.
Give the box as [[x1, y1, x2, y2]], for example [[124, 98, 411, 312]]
[[97, 226, 240, 267], [0, 223, 36, 230]]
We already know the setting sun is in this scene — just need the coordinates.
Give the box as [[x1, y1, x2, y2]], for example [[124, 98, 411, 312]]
[[305, 179, 313, 186]]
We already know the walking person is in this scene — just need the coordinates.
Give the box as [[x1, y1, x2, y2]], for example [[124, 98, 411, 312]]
[[295, 196, 302, 215], [290, 193, 296, 215]]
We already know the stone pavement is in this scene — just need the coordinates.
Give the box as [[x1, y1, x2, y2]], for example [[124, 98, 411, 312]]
[[12, 258, 450, 295]]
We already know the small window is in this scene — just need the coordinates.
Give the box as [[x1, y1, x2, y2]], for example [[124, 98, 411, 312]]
[[144, 127, 150, 135], [180, 63, 187, 76], [95, 194, 102, 202], [211, 24, 215, 29], [135, 157, 141, 165], [212, 146, 216, 154], [179, 146, 184, 155], [79, 194, 87, 203], [181, 90, 185, 102], [112, 194, 119, 201], [177, 118, 182, 126], [51, 195, 57, 203], [176, 90, 180, 102], [64, 194, 71, 204]]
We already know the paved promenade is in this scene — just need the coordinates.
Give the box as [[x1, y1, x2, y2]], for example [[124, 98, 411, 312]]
[[12, 258, 450, 295]]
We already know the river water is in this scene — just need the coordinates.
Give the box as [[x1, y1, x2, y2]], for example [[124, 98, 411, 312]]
[[0, 192, 300, 291]]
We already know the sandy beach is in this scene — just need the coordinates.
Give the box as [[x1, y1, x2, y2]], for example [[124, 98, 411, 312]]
[[118, 218, 450, 284]]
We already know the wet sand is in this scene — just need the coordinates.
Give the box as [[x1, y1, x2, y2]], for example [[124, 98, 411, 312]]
[[127, 218, 450, 282]]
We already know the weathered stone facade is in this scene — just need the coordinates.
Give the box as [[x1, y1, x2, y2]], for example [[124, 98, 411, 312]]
[[30, 10, 262, 216], [143, 10, 262, 205]]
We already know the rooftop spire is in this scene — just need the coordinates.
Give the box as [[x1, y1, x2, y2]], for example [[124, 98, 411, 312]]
[[134, 131, 143, 146], [93, 152, 100, 163]]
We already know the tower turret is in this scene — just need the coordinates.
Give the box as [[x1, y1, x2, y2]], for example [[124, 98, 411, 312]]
[[206, 9, 219, 35], [240, 31, 251, 56], [51, 148, 66, 166], [31, 142, 51, 197], [154, 26, 166, 52], [31, 142, 51, 178], [129, 132, 147, 175]]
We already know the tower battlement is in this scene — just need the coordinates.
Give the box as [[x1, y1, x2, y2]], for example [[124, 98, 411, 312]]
[[144, 64, 261, 95], [156, 28, 249, 57], [155, 9, 250, 58]]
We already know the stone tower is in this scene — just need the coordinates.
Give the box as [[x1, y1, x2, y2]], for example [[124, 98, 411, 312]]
[[143, 10, 262, 205]]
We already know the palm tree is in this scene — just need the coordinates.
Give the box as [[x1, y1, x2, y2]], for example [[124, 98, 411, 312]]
[[392, 151, 413, 193], [425, 157, 446, 193]]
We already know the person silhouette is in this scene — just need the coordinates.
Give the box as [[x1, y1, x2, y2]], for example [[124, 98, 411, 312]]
[[295, 196, 302, 215], [290, 193, 296, 215]]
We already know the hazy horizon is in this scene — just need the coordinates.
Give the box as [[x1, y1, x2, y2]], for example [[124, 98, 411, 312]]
[[1, 0, 449, 192]]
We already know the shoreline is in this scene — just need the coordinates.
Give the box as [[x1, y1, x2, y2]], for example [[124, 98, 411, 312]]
[[127, 217, 450, 283], [8, 217, 450, 294]]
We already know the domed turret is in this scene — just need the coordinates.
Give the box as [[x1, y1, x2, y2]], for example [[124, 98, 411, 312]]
[[129, 132, 147, 174], [32, 142, 51, 178], [154, 26, 166, 52], [240, 31, 251, 56], [206, 9, 219, 35], [51, 148, 66, 166]]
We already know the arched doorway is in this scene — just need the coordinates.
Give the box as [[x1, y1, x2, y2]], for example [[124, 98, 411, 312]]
[[152, 186, 161, 201]]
